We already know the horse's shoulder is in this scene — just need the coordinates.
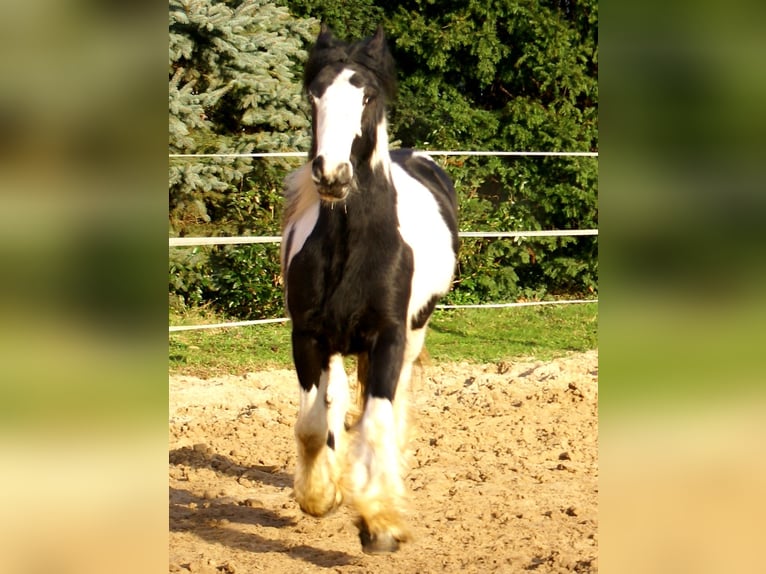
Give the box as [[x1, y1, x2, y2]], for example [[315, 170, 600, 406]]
[[390, 149, 456, 206]]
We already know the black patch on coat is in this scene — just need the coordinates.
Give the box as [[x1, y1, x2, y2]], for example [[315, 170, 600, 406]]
[[411, 294, 441, 331]]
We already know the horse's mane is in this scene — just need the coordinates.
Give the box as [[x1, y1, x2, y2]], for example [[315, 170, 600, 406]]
[[303, 24, 397, 102], [282, 163, 315, 226]]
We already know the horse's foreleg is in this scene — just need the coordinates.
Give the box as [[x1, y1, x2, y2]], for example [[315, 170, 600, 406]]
[[348, 396, 409, 553], [293, 336, 348, 517], [345, 326, 418, 553]]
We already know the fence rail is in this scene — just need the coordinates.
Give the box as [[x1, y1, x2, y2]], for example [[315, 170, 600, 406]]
[[169, 229, 598, 247], [169, 150, 598, 159], [169, 299, 598, 332]]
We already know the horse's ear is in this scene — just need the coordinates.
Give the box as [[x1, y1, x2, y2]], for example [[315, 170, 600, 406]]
[[366, 25, 387, 59], [365, 25, 396, 97], [316, 22, 335, 48]]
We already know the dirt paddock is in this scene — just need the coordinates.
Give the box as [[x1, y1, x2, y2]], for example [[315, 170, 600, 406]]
[[169, 351, 598, 573]]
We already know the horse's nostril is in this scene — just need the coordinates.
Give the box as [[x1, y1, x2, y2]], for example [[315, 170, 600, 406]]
[[311, 156, 325, 183], [336, 163, 352, 186], [312, 157, 353, 194]]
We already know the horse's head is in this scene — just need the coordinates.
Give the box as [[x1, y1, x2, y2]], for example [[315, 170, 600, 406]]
[[304, 24, 396, 202]]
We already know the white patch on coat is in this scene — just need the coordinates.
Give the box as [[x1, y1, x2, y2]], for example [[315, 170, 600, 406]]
[[347, 397, 405, 498], [392, 154, 456, 323], [370, 116, 391, 172], [325, 354, 350, 449], [294, 354, 349, 450], [344, 396, 410, 539], [295, 382, 326, 452]]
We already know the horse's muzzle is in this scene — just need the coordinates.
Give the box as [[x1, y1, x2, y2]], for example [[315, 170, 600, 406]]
[[312, 156, 352, 201]]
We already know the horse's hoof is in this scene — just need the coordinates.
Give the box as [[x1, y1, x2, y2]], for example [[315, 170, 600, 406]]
[[298, 501, 339, 518], [358, 523, 400, 554], [294, 480, 343, 518], [297, 490, 342, 518]]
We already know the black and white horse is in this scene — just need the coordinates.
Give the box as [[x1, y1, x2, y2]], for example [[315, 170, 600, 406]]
[[280, 24, 459, 554]]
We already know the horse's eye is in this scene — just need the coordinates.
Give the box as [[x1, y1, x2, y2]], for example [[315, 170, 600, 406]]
[[363, 95, 373, 106]]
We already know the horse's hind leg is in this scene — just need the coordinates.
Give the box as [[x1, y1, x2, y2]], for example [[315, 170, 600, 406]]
[[294, 349, 349, 517]]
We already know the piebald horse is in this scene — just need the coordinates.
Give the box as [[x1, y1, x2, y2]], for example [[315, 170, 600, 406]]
[[281, 24, 458, 553]]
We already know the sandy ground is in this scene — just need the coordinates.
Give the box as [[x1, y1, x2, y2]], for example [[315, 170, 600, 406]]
[[169, 350, 598, 573]]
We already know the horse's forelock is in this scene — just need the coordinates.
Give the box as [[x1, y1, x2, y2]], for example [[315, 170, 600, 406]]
[[305, 26, 397, 101], [351, 31, 397, 100], [304, 45, 348, 92]]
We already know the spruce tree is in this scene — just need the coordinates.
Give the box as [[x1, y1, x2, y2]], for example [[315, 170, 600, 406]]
[[169, 0, 317, 232], [169, 0, 317, 317]]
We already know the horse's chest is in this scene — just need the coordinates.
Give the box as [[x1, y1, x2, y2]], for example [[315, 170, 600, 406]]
[[286, 217, 412, 331], [292, 227, 407, 296]]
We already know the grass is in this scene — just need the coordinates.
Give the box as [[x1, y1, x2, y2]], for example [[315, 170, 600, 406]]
[[169, 303, 597, 377], [427, 304, 598, 363]]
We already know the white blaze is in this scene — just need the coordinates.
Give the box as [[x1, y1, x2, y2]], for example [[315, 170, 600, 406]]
[[313, 68, 365, 175]]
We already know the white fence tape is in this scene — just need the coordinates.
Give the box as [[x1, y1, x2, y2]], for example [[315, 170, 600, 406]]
[[169, 299, 598, 332], [169, 236, 282, 247], [169, 150, 597, 159], [169, 229, 598, 247]]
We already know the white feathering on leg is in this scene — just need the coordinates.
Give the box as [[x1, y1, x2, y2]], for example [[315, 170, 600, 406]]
[[344, 397, 410, 541], [294, 358, 349, 516]]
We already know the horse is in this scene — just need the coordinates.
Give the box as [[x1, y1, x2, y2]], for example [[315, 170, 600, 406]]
[[280, 24, 459, 554]]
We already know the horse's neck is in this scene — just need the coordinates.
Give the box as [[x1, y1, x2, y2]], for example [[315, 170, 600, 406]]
[[355, 153, 396, 205], [369, 117, 392, 175]]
